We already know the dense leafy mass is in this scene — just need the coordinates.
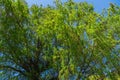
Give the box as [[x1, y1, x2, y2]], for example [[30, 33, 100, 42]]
[[0, 0, 120, 80]]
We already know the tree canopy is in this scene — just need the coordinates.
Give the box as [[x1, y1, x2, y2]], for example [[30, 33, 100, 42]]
[[0, 0, 120, 80]]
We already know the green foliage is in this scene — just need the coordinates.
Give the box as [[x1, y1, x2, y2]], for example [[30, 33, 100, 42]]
[[0, 0, 120, 80]]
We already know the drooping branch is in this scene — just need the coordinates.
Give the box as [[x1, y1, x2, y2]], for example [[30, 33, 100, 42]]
[[0, 65, 26, 76]]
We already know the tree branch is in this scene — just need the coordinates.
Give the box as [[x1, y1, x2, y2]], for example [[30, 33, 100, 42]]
[[0, 65, 26, 76]]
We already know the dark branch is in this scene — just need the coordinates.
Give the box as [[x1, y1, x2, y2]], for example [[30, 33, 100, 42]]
[[0, 65, 26, 76]]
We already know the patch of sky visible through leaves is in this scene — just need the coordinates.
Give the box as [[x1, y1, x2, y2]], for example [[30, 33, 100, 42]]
[[26, 0, 120, 13]]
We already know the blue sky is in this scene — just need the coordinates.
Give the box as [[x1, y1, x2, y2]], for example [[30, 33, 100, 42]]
[[26, 0, 120, 12]]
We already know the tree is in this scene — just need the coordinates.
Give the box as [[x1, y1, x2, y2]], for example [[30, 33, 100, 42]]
[[0, 0, 50, 80], [0, 0, 120, 80]]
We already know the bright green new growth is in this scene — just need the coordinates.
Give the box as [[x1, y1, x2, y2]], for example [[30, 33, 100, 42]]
[[0, 0, 120, 80]]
